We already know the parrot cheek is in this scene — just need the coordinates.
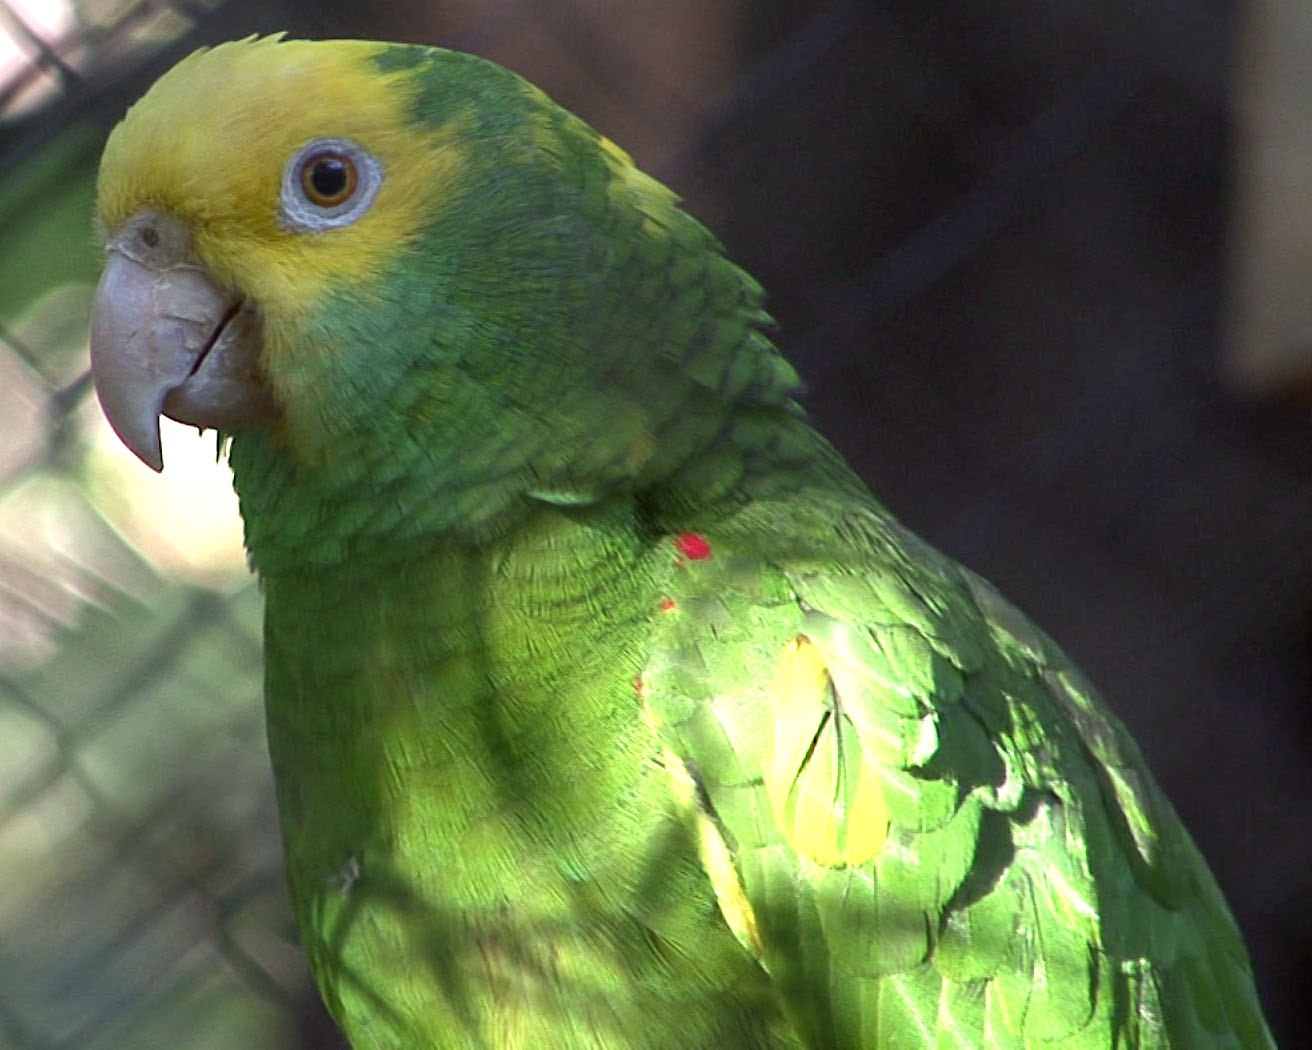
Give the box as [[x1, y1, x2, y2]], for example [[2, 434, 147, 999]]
[[90, 209, 277, 471]]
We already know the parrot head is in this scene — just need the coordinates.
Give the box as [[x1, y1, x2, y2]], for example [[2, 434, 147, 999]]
[[91, 36, 798, 559]]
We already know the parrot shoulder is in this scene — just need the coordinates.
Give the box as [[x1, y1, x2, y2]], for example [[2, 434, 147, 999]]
[[642, 496, 1272, 1048]]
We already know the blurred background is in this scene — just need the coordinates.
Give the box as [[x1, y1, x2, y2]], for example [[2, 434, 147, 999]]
[[0, 0, 1308, 1046]]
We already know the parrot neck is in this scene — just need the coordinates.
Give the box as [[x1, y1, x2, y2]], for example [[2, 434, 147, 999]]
[[246, 407, 861, 1041], [258, 496, 713, 980], [254, 405, 865, 888]]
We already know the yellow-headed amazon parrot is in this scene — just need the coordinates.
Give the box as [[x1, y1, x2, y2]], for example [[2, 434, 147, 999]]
[[87, 36, 1275, 1050]]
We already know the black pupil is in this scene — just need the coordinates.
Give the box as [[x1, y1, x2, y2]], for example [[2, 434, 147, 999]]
[[308, 156, 350, 201]]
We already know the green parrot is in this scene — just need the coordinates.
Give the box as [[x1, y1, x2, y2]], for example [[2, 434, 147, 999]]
[[88, 36, 1275, 1050]]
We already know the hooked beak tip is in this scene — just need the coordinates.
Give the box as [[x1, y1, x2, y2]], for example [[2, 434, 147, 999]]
[[88, 210, 272, 472]]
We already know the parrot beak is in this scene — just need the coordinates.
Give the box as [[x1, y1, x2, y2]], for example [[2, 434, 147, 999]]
[[90, 209, 276, 471]]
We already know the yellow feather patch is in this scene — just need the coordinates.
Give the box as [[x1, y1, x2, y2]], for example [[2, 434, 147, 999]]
[[657, 746, 764, 961], [597, 134, 633, 170], [765, 636, 889, 868], [97, 36, 466, 344]]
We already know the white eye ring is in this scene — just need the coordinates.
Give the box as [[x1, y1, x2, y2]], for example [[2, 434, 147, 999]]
[[279, 137, 382, 232]]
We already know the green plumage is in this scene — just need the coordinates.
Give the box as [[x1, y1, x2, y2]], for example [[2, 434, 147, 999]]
[[94, 38, 1274, 1049]]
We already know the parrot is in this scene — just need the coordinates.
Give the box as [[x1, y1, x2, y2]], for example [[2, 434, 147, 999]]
[[87, 35, 1275, 1050]]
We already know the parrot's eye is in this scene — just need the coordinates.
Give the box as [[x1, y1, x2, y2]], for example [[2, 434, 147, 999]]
[[301, 153, 356, 207], [280, 137, 382, 233]]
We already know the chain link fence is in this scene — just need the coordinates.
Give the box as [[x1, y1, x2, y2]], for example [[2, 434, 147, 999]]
[[1, 2, 1306, 1047]]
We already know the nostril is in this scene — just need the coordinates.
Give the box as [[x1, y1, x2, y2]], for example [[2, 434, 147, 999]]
[[139, 225, 160, 248]]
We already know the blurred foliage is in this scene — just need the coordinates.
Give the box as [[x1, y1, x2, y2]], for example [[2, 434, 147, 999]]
[[0, 123, 100, 330]]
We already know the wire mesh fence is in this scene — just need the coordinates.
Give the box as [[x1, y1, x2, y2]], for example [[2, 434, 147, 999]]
[[0, 1, 1307, 1047]]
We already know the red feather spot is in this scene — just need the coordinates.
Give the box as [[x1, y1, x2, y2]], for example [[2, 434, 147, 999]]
[[658, 597, 677, 612], [633, 674, 648, 698], [674, 532, 712, 561]]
